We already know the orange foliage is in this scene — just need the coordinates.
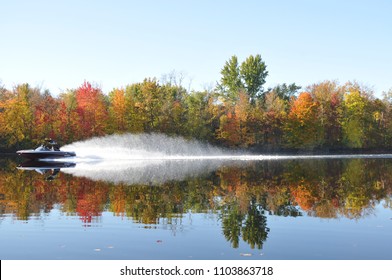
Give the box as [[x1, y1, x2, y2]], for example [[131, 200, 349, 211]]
[[289, 92, 319, 123], [290, 184, 318, 211], [285, 92, 323, 148], [110, 88, 127, 132]]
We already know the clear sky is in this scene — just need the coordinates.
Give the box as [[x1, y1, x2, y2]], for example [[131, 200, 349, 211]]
[[1, 0, 391, 97]]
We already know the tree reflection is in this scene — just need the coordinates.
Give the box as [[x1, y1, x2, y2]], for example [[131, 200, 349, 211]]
[[1, 157, 392, 250], [221, 199, 269, 250], [242, 202, 269, 249], [221, 202, 243, 248]]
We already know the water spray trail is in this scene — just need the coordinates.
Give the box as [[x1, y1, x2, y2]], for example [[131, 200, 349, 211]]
[[60, 133, 240, 184], [58, 133, 392, 184], [61, 133, 229, 161], [61, 133, 392, 162]]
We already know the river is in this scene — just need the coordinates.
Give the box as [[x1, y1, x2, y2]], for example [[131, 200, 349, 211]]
[[0, 155, 391, 259]]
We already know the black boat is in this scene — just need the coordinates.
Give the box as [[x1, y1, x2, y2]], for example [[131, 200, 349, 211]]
[[16, 139, 76, 160]]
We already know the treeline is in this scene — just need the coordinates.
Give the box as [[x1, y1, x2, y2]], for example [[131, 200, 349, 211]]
[[1, 54, 392, 150]]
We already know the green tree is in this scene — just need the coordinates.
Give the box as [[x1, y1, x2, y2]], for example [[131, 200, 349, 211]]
[[183, 90, 216, 141], [341, 90, 368, 148], [268, 83, 301, 103], [218, 54, 268, 103], [240, 54, 268, 102], [218, 55, 243, 102]]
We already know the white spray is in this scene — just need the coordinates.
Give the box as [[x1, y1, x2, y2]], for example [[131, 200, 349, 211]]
[[61, 133, 228, 161], [59, 133, 392, 184]]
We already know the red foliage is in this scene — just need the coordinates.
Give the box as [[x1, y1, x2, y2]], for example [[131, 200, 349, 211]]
[[75, 81, 108, 138]]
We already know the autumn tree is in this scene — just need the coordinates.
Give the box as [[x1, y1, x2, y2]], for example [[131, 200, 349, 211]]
[[0, 84, 34, 147], [284, 92, 323, 149], [368, 98, 387, 148], [341, 88, 370, 148], [158, 83, 186, 135], [127, 78, 165, 132], [124, 83, 145, 133], [307, 81, 344, 147], [235, 91, 258, 146], [0, 85, 7, 149], [56, 90, 80, 142], [382, 88, 392, 147], [259, 88, 292, 148], [108, 88, 127, 133], [75, 81, 108, 138], [217, 91, 258, 147], [32, 90, 59, 141], [216, 106, 241, 146]]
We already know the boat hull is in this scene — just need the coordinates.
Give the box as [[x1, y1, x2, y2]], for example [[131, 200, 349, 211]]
[[17, 150, 76, 160]]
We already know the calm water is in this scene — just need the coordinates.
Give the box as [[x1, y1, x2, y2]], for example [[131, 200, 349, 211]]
[[1, 155, 391, 260]]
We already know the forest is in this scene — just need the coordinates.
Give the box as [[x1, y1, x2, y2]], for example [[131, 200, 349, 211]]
[[1, 54, 392, 151]]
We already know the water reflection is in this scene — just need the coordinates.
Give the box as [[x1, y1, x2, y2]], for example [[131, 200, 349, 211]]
[[1, 157, 392, 251], [62, 159, 234, 185], [17, 160, 75, 181], [221, 200, 270, 249]]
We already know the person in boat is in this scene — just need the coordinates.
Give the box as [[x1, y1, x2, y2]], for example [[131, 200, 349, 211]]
[[42, 138, 60, 151]]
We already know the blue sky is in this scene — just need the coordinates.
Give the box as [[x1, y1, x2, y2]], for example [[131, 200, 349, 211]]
[[1, 0, 391, 96]]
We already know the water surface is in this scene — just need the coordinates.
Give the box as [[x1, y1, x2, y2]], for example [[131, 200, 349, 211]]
[[1, 155, 391, 259]]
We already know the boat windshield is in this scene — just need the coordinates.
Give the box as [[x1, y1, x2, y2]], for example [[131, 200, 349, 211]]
[[35, 145, 50, 151]]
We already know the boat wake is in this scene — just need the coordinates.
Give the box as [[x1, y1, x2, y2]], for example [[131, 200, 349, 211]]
[[61, 133, 227, 161], [53, 133, 392, 184], [60, 133, 392, 162], [58, 133, 234, 184]]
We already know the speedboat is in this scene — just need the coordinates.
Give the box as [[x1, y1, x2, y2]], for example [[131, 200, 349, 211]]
[[16, 139, 76, 160], [17, 146, 76, 160]]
